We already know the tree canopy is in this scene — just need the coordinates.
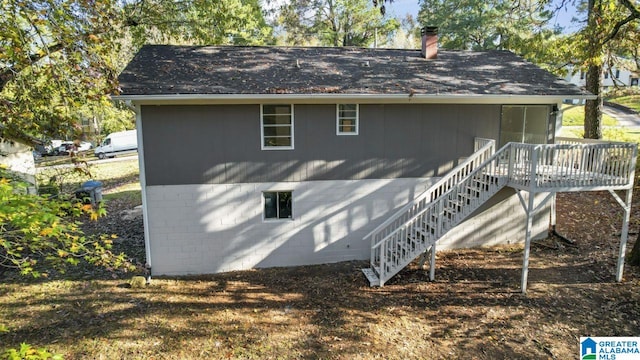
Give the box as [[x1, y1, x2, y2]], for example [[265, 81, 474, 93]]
[[571, 0, 640, 139], [0, 0, 274, 144], [277, 0, 400, 47], [414, 0, 565, 69]]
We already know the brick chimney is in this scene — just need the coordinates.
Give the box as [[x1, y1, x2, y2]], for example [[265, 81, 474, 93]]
[[421, 26, 438, 59]]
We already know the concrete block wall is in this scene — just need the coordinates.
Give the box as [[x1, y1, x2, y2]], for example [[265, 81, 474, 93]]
[[145, 179, 551, 276], [146, 178, 437, 275]]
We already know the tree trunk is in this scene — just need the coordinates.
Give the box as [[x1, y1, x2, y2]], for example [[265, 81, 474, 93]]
[[584, 63, 603, 139], [583, 0, 603, 139], [629, 232, 640, 266]]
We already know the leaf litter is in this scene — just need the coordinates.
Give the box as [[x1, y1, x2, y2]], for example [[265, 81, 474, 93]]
[[1, 190, 640, 359]]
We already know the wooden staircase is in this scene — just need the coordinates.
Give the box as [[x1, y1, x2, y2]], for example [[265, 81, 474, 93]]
[[363, 138, 637, 290]]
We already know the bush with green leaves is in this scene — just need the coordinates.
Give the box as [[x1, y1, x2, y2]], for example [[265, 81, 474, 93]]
[[1, 343, 63, 360], [0, 167, 133, 277]]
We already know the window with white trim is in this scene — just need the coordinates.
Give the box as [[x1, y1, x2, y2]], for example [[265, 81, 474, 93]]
[[263, 191, 293, 220], [261, 105, 294, 149], [337, 104, 359, 135]]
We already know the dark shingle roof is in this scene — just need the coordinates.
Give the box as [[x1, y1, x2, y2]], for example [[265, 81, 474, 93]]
[[118, 45, 589, 97]]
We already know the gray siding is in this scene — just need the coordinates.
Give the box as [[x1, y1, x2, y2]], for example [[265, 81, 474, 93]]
[[142, 104, 502, 185]]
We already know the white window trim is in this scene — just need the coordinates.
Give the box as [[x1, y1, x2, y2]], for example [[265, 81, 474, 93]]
[[261, 104, 295, 150], [262, 190, 294, 221], [336, 104, 359, 136]]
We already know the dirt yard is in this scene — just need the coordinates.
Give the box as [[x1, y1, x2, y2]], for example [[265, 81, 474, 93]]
[[1, 191, 640, 359]]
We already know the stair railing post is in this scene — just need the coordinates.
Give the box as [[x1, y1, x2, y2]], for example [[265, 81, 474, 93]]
[[370, 234, 376, 277], [429, 243, 436, 281], [379, 237, 386, 287], [436, 197, 444, 238]]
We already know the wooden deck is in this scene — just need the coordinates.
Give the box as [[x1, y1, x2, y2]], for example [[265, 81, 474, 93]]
[[495, 139, 636, 192], [364, 137, 638, 293]]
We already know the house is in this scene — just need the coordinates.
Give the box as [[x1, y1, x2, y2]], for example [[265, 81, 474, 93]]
[[115, 28, 636, 291], [565, 57, 640, 88], [0, 138, 37, 194]]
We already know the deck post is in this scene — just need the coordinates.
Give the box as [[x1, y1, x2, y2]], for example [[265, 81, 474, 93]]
[[521, 192, 535, 294], [616, 188, 633, 282]]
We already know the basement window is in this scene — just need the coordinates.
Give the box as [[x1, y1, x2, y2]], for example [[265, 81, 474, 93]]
[[261, 104, 294, 149], [337, 104, 359, 135], [263, 191, 293, 220]]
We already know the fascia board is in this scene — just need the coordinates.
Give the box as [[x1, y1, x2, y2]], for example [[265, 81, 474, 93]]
[[112, 93, 597, 105]]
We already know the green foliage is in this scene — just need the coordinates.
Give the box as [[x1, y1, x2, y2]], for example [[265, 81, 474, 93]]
[[123, 0, 274, 48], [1, 0, 274, 144], [0, 168, 133, 277], [416, 0, 559, 54], [0, 0, 122, 144], [74, 98, 135, 141], [1, 343, 63, 360], [277, 0, 399, 47]]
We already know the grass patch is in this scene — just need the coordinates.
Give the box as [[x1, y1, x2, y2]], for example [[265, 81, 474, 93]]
[[103, 187, 142, 204], [561, 105, 617, 126], [559, 126, 640, 144], [606, 94, 640, 112], [37, 157, 140, 197]]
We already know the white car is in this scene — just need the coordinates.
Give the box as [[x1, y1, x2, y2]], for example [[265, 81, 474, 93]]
[[56, 141, 93, 155]]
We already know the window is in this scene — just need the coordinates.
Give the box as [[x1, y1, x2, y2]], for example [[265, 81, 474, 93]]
[[261, 105, 294, 149], [615, 69, 620, 79], [263, 191, 292, 220], [500, 105, 549, 146], [580, 71, 585, 80], [337, 104, 359, 135], [604, 72, 609, 79]]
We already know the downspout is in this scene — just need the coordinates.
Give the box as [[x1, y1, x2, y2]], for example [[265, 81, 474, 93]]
[[131, 103, 153, 283]]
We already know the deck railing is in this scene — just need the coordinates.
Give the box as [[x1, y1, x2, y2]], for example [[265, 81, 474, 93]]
[[505, 141, 637, 191]]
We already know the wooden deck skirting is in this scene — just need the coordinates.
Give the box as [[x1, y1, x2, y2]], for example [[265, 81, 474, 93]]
[[363, 137, 638, 294]]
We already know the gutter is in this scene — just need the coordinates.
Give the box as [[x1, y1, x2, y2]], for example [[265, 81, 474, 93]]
[[112, 93, 597, 106]]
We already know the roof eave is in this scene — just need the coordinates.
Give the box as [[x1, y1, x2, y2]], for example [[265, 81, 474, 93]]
[[112, 93, 597, 105]]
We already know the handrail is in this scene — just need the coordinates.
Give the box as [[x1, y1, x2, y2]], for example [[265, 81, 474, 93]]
[[371, 144, 510, 252], [363, 137, 496, 241]]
